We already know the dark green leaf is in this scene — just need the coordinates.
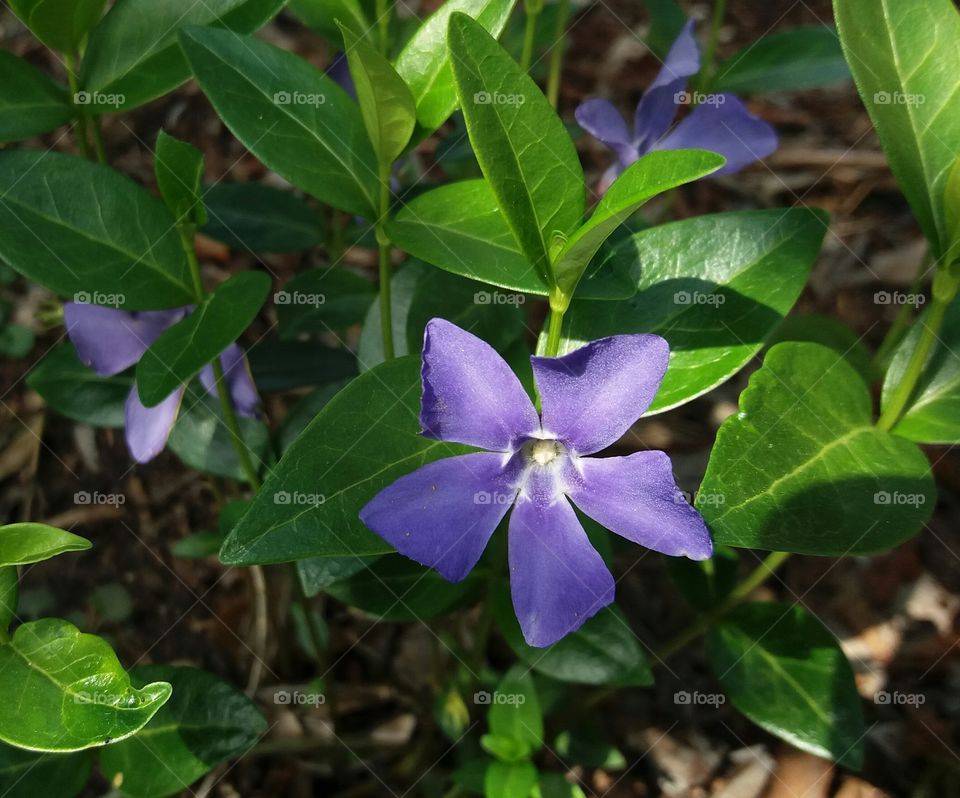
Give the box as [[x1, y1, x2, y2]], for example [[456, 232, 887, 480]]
[[0, 743, 91, 798], [666, 545, 739, 612], [0, 51, 71, 143], [288, 0, 369, 44], [642, 0, 686, 58], [247, 341, 358, 392], [699, 342, 935, 554], [0, 568, 17, 635], [0, 151, 193, 309], [277, 380, 351, 452], [708, 601, 865, 769], [297, 554, 377, 597], [155, 131, 206, 226], [767, 313, 874, 383], [0, 323, 34, 358], [277, 268, 375, 338], [9, 0, 106, 52], [0, 523, 91, 567], [179, 26, 378, 217]]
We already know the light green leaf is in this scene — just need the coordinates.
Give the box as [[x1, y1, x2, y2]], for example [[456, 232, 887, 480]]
[[0, 51, 71, 143], [179, 26, 378, 217], [0, 619, 171, 752], [835, 0, 960, 256], [708, 601, 865, 769], [155, 131, 206, 226], [0, 523, 91, 567], [0, 743, 91, 798], [9, 0, 106, 52], [488, 665, 542, 753], [484, 760, 538, 798], [136, 271, 270, 407], [0, 150, 194, 309], [448, 12, 584, 281], [699, 342, 935, 555], [288, 0, 368, 45]]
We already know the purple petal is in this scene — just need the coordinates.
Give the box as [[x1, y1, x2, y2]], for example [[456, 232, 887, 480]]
[[531, 335, 669, 455], [64, 304, 185, 377], [634, 19, 700, 149], [360, 452, 519, 582], [575, 99, 639, 168], [421, 318, 540, 451], [327, 52, 356, 100], [654, 94, 778, 174], [569, 450, 713, 559], [124, 384, 184, 463], [508, 472, 614, 647], [200, 343, 260, 418]]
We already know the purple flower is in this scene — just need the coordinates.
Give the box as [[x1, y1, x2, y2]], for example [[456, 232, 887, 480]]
[[360, 320, 712, 647], [64, 303, 259, 464], [575, 20, 778, 193]]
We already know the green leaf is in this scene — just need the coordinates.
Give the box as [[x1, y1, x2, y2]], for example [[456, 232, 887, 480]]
[[767, 313, 874, 384], [0, 322, 33, 357], [0, 619, 171, 752], [9, 0, 106, 52], [484, 760, 538, 798], [289, 0, 368, 44], [201, 183, 323, 253], [26, 344, 129, 428], [560, 208, 827, 413], [220, 357, 470, 564], [0, 568, 17, 635], [171, 531, 224, 559], [395, 0, 517, 135], [385, 181, 635, 300], [277, 268, 376, 338], [0, 523, 91, 567], [835, 0, 960, 256], [0, 151, 194, 309], [487, 665, 542, 752], [493, 587, 652, 686], [81, 0, 284, 112], [481, 733, 530, 763], [136, 272, 270, 407], [881, 297, 960, 442], [297, 554, 376, 597], [99, 665, 266, 798], [714, 27, 850, 94], [340, 24, 416, 165], [179, 26, 378, 217], [708, 601, 865, 769], [665, 545, 739, 612], [551, 150, 725, 296], [699, 342, 935, 555], [246, 340, 357, 392], [277, 380, 351, 452], [0, 51, 71, 143], [642, 0, 686, 58], [0, 743, 91, 798], [155, 131, 206, 226], [325, 555, 481, 620], [448, 12, 584, 281]]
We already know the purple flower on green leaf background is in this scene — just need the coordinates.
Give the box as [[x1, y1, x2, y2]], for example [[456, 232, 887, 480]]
[[64, 303, 258, 464], [576, 20, 778, 192], [360, 320, 712, 648]]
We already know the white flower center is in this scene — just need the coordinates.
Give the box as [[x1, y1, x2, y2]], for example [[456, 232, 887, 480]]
[[526, 438, 564, 466]]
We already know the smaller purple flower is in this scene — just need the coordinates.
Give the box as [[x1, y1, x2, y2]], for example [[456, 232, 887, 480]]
[[64, 303, 259, 464], [360, 319, 712, 648], [576, 20, 778, 193]]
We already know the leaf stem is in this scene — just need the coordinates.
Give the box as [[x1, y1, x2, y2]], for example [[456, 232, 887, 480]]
[[872, 250, 933, 374], [544, 306, 565, 357], [375, 0, 390, 56], [545, 0, 571, 107], [702, 0, 728, 90], [90, 115, 107, 164], [376, 161, 396, 359], [64, 53, 90, 159], [520, 3, 540, 72]]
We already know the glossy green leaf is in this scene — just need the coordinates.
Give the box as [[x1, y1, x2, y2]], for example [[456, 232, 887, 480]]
[[0, 523, 91, 567], [277, 380, 350, 452], [289, 0, 368, 44], [155, 131, 206, 226], [448, 12, 584, 280], [493, 587, 652, 686], [0, 743, 91, 798], [385, 181, 634, 299], [0, 568, 16, 636], [881, 297, 960, 442], [137, 272, 270, 406], [0, 151, 193, 309], [560, 208, 827, 413], [246, 340, 357, 392], [0, 51, 71, 143], [277, 268, 375, 338], [699, 342, 935, 555], [201, 183, 323, 253], [714, 27, 850, 94], [708, 602, 865, 769], [485, 760, 538, 798], [0, 619, 171, 752], [26, 344, 130, 428], [99, 665, 266, 798], [179, 26, 378, 217], [341, 25, 416, 165], [767, 313, 874, 383], [395, 0, 517, 134], [297, 555, 376, 597], [835, 0, 960, 256], [325, 555, 481, 621], [9, 0, 106, 52], [551, 150, 725, 296], [666, 545, 739, 612], [81, 0, 283, 112], [488, 665, 542, 752], [221, 356, 470, 564]]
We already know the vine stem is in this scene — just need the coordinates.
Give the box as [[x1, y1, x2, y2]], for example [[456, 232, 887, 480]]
[[545, 0, 571, 107], [64, 52, 90, 159], [701, 0, 728, 90], [544, 304, 565, 357], [872, 251, 933, 373], [376, 161, 396, 359], [520, 3, 540, 72], [375, 0, 390, 56]]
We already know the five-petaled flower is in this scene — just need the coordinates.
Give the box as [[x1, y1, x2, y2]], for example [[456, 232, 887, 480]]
[[575, 20, 778, 193], [360, 319, 712, 648], [64, 303, 259, 463]]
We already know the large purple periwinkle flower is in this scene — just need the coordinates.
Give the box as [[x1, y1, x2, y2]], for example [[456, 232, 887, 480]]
[[576, 20, 778, 193], [64, 303, 259, 464], [360, 320, 712, 647]]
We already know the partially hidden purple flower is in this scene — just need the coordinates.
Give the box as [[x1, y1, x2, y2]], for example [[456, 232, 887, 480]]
[[360, 319, 712, 648], [64, 303, 259, 464], [576, 20, 778, 193]]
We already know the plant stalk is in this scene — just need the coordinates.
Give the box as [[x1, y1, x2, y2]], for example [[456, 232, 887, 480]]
[[376, 161, 396, 359], [520, 3, 540, 72], [546, 0, 572, 107], [872, 251, 933, 373], [701, 0, 728, 90], [64, 52, 91, 159], [376, 0, 390, 56]]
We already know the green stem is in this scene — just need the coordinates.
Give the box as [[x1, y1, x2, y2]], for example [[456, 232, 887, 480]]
[[376, 162, 395, 360], [545, 0, 571, 107], [520, 3, 540, 72], [544, 305, 565, 358], [375, 0, 390, 56], [701, 0, 728, 90], [90, 115, 107, 164], [64, 53, 90, 159], [872, 251, 933, 373]]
